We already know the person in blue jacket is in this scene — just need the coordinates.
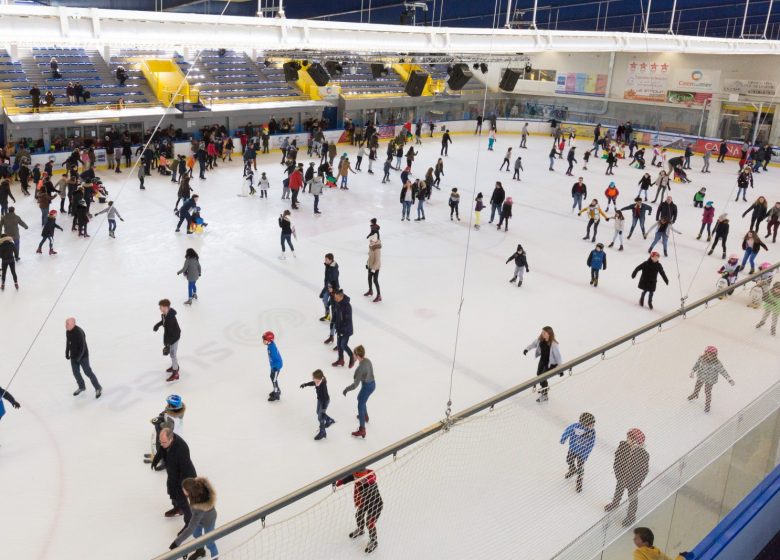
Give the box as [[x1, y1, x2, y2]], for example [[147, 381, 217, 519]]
[[586, 243, 607, 287], [262, 331, 283, 401], [560, 412, 596, 493], [0, 386, 21, 421]]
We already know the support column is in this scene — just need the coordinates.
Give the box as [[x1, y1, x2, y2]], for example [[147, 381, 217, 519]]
[[705, 98, 722, 138], [768, 104, 780, 143]]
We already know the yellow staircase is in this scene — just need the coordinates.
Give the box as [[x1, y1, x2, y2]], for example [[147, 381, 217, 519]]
[[140, 59, 199, 105]]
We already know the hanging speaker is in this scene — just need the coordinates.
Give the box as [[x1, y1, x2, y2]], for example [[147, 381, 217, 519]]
[[283, 62, 299, 82], [447, 64, 472, 91], [307, 63, 330, 87], [371, 64, 385, 79], [499, 68, 520, 92], [405, 70, 429, 97]]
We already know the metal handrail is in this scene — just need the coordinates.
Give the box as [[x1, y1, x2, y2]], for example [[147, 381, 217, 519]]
[[151, 261, 780, 560]]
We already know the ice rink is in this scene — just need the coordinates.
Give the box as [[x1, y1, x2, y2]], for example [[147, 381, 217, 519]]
[[1, 130, 778, 559]]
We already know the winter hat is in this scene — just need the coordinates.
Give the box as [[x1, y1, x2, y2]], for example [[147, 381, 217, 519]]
[[627, 428, 645, 445], [609, 181, 615, 187], [506, 197, 513, 204], [704, 345, 718, 355], [705, 201, 713, 207], [48, 209, 57, 216]]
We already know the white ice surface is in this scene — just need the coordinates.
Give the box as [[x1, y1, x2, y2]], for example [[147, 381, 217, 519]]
[[0, 133, 778, 559]]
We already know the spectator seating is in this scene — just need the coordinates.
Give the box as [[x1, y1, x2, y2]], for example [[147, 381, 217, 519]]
[[324, 63, 407, 97]]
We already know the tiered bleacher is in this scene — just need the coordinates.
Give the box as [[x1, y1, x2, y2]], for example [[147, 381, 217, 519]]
[[0, 49, 27, 112], [326, 63, 406, 97], [109, 48, 191, 91], [192, 50, 305, 103]]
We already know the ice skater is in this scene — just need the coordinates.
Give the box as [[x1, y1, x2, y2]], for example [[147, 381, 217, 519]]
[[756, 282, 780, 336], [474, 193, 484, 230], [278, 210, 296, 259], [168, 477, 218, 560], [646, 217, 681, 258], [523, 326, 562, 403], [512, 155, 524, 180], [0, 386, 21, 422], [448, 188, 460, 221], [587, 243, 607, 287], [497, 197, 513, 231], [364, 233, 382, 302], [560, 412, 596, 493], [178, 248, 201, 305], [500, 147, 512, 171], [332, 289, 355, 368], [336, 469, 383, 554], [687, 346, 735, 413], [631, 252, 669, 309], [319, 253, 340, 321], [604, 428, 650, 527], [65, 317, 102, 398], [300, 369, 335, 440], [262, 331, 283, 401], [622, 198, 652, 240], [506, 244, 530, 287], [579, 199, 609, 242], [343, 345, 375, 438], [94, 201, 124, 238], [608, 210, 625, 250], [153, 299, 182, 382], [0, 235, 18, 290]]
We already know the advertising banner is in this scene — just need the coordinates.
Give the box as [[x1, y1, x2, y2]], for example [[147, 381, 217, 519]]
[[670, 68, 720, 93], [624, 61, 671, 102], [722, 79, 777, 97], [555, 72, 608, 97], [666, 91, 712, 106]]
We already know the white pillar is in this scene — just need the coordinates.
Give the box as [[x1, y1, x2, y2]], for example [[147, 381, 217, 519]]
[[705, 98, 722, 138]]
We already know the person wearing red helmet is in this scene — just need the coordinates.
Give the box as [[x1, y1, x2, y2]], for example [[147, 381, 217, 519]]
[[605, 428, 650, 527], [687, 346, 735, 413], [336, 469, 383, 554], [262, 331, 283, 401]]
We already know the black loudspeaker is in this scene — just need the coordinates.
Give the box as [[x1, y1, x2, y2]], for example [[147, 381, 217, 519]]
[[447, 64, 472, 91], [405, 70, 429, 97], [325, 61, 342, 76], [307, 63, 330, 87], [371, 64, 385, 79], [283, 62, 299, 82], [499, 68, 520, 92]]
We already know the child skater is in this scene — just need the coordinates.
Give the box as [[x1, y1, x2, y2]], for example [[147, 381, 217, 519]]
[[474, 193, 484, 230], [506, 244, 530, 287], [262, 331, 283, 402], [586, 242, 607, 287], [697, 201, 715, 241], [608, 209, 625, 250], [244, 168, 256, 196], [300, 369, 335, 440], [604, 181, 619, 211], [560, 412, 596, 493], [497, 197, 513, 231], [449, 188, 460, 221], [687, 346, 734, 413], [756, 282, 780, 336], [582, 148, 592, 170], [258, 171, 269, 198], [36, 210, 63, 255], [94, 200, 124, 238]]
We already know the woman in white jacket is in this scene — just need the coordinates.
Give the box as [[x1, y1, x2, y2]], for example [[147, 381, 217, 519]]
[[364, 233, 382, 303], [524, 326, 562, 403]]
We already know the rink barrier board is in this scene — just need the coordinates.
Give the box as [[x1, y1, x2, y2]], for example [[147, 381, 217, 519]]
[[150, 262, 780, 560]]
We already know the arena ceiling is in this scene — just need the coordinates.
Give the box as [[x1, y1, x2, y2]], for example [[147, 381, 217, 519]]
[[32, 0, 780, 39]]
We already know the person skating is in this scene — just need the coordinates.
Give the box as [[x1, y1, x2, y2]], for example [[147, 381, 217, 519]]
[[605, 428, 650, 527], [571, 178, 587, 213], [506, 244, 530, 287], [278, 210, 296, 259], [449, 188, 461, 221], [74, 198, 90, 237], [93, 200, 124, 238], [0, 236, 19, 290], [697, 202, 715, 241], [176, 194, 198, 234], [168, 477, 218, 560], [631, 252, 669, 309], [692, 187, 706, 208], [646, 217, 681, 257], [399, 181, 414, 222], [364, 233, 382, 303], [637, 173, 652, 202], [65, 317, 102, 398], [289, 163, 304, 209], [336, 468, 383, 554], [587, 243, 607, 287], [765, 201, 780, 243], [500, 147, 512, 171], [523, 326, 562, 403], [258, 172, 269, 198], [310, 174, 324, 215], [301, 369, 335, 440], [582, 148, 592, 170], [497, 197, 513, 231], [651, 170, 670, 203], [736, 167, 753, 202], [151, 428, 197, 523], [36, 210, 63, 255], [343, 346, 375, 439], [262, 330, 283, 401], [608, 210, 625, 251], [332, 289, 355, 368], [717, 139, 728, 163], [687, 346, 735, 413], [154, 299, 182, 382], [474, 193, 485, 230], [489, 182, 505, 224], [0, 385, 21, 422], [178, 248, 201, 305], [741, 230, 768, 274], [622, 198, 652, 240], [560, 412, 596, 493], [565, 146, 577, 176], [604, 181, 619, 211], [1, 179, 17, 215], [742, 196, 769, 232], [440, 129, 452, 156], [605, 149, 618, 175], [319, 253, 340, 321], [707, 214, 730, 259], [414, 180, 427, 222], [756, 282, 780, 336], [144, 394, 186, 467], [548, 144, 561, 171], [433, 158, 444, 189], [579, 199, 609, 242]]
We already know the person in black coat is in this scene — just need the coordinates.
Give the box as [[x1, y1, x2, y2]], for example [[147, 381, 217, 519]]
[[151, 428, 197, 524], [29, 84, 41, 113], [65, 317, 102, 398], [655, 196, 678, 223], [604, 428, 650, 527], [742, 197, 769, 232], [489, 182, 506, 224], [440, 129, 452, 156], [331, 290, 354, 368], [175, 194, 198, 233], [717, 139, 728, 163], [320, 253, 340, 321], [0, 385, 21, 422], [154, 299, 182, 381], [631, 253, 669, 309], [0, 235, 18, 289]]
